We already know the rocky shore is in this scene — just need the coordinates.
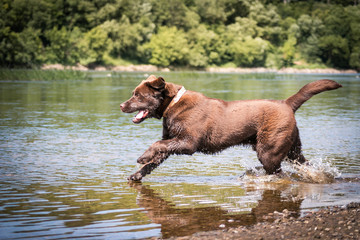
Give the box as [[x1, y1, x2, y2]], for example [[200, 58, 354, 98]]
[[41, 64, 358, 74], [165, 202, 360, 240]]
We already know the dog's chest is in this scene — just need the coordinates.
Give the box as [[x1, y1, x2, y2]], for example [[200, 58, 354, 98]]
[[162, 117, 184, 139]]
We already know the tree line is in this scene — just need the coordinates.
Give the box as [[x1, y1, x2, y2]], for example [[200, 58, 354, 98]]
[[1, 0, 359, 70]]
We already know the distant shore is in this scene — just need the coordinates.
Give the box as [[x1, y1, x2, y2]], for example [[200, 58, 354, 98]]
[[41, 64, 358, 74]]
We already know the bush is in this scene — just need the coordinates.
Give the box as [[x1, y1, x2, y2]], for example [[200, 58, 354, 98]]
[[79, 26, 110, 65], [44, 27, 83, 65], [0, 27, 42, 67], [349, 47, 360, 70], [318, 35, 349, 68], [231, 36, 269, 67], [141, 27, 189, 67]]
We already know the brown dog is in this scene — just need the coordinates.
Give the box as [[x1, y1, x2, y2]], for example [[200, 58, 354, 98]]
[[120, 75, 342, 181]]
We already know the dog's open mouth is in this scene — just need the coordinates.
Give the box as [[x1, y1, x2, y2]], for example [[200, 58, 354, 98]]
[[133, 110, 149, 123]]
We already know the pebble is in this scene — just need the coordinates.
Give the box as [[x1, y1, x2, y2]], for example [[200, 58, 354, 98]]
[[168, 202, 360, 240]]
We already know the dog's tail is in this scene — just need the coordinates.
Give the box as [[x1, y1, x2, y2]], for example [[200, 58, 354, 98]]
[[285, 79, 342, 112]]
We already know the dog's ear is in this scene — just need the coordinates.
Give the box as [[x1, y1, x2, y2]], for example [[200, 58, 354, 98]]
[[145, 75, 157, 81], [164, 82, 180, 97], [146, 76, 165, 90]]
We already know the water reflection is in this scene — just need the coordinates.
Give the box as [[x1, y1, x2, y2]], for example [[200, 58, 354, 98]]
[[1, 176, 359, 239], [130, 182, 302, 238], [0, 180, 157, 239]]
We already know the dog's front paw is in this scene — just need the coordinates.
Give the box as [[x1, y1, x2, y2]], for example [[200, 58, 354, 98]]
[[128, 172, 143, 182]]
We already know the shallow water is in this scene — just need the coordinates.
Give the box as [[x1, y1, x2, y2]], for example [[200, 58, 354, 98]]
[[0, 71, 359, 239]]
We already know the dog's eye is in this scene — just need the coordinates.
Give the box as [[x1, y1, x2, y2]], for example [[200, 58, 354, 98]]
[[133, 92, 144, 102]]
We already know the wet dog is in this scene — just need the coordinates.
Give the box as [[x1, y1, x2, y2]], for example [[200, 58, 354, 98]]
[[120, 75, 342, 181]]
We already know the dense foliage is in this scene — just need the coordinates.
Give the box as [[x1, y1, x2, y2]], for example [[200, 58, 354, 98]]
[[1, 0, 359, 70]]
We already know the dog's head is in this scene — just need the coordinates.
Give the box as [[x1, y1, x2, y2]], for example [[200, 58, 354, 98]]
[[120, 75, 174, 124]]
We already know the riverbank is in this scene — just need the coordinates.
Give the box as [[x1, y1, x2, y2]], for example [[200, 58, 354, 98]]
[[41, 64, 358, 74], [163, 202, 360, 240]]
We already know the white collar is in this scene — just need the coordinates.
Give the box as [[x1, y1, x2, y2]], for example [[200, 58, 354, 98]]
[[164, 86, 186, 116], [172, 86, 186, 105]]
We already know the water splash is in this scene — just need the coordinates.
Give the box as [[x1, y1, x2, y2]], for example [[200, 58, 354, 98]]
[[239, 157, 341, 184], [238, 166, 290, 186], [282, 158, 341, 183]]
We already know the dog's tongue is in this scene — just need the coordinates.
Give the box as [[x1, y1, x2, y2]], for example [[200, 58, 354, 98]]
[[133, 110, 148, 123]]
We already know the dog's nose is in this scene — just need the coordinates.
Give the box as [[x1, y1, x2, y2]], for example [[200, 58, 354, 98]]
[[120, 103, 125, 111]]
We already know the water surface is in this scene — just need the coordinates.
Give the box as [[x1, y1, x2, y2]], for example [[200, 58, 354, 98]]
[[0, 71, 359, 239]]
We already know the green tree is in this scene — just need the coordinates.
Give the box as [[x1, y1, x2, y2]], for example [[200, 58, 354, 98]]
[[231, 36, 269, 67], [318, 35, 350, 68], [0, 27, 42, 67], [195, 0, 230, 24], [281, 36, 297, 67], [63, 0, 97, 30], [100, 15, 155, 61], [150, 0, 198, 30], [249, 2, 282, 44], [321, 5, 350, 38], [186, 24, 226, 67], [296, 14, 324, 63], [194, 0, 249, 25], [345, 6, 360, 70], [141, 27, 189, 66], [85, 1, 121, 27], [101, 18, 140, 59], [80, 26, 110, 65], [227, 17, 262, 38], [276, 17, 299, 68], [349, 47, 360, 70], [44, 27, 83, 65]]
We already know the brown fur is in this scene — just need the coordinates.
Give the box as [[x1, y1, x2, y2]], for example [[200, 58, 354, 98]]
[[120, 76, 342, 181]]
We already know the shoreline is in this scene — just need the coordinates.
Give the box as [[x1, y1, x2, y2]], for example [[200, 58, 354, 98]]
[[164, 202, 360, 240], [41, 64, 358, 74]]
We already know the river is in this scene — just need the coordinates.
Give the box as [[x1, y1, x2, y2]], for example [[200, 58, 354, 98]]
[[0, 71, 359, 239]]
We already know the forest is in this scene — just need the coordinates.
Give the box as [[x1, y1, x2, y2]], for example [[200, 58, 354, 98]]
[[1, 0, 360, 70]]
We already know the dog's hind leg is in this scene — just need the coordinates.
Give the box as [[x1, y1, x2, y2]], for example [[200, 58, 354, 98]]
[[257, 149, 287, 174], [286, 131, 307, 164], [255, 134, 293, 174]]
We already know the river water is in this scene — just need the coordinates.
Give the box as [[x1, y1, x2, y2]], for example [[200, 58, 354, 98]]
[[0, 71, 359, 239]]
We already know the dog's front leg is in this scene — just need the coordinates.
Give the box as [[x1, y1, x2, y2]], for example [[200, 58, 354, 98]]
[[128, 139, 196, 181], [136, 141, 169, 165]]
